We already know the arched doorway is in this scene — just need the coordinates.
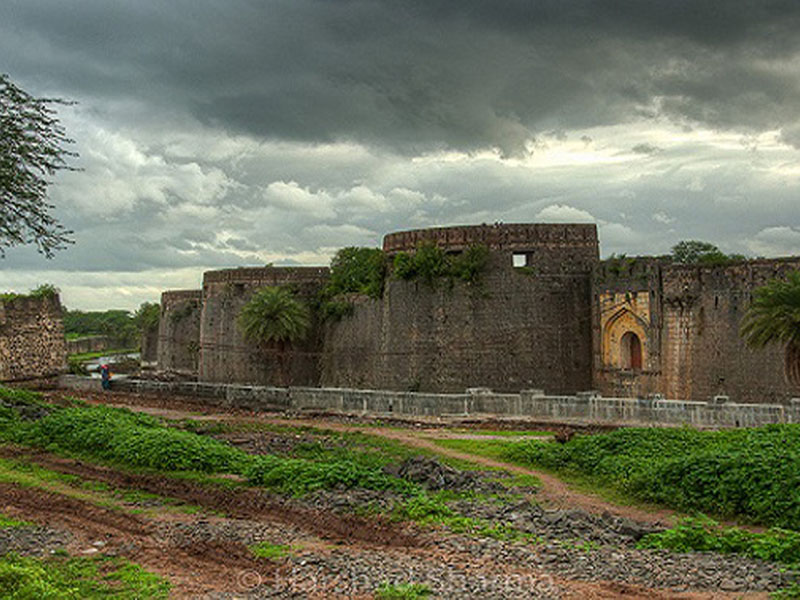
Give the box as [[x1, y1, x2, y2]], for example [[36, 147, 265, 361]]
[[620, 331, 642, 370]]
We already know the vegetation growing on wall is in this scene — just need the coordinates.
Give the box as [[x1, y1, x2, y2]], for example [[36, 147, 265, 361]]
[[237, 286, 311, 346], [0, 283, 60, 302], [323, 247, 386, 300], [393, 242, 489, 286], [237, 286, 311, 384], [317, 247, 386, 320]]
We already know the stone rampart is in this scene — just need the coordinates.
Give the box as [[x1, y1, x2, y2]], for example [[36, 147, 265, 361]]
[[593, 257, 800, 403], [322, 223, 599, 393], [66, 335, 113, 355], [199, 267, 329, 385], [158, 290, 202, 373], [1, 295, 66, 381]]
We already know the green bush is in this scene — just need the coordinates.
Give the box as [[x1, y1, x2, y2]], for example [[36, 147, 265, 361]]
[[375, 582, 432, 599], [244, 454, 415, 496], [19, 405, 249, 474], [3, 401, 416, 497], [323, 247, 386, 300], [639, 516, 800, 565], [504, 425, 800, 528], [393, 242, 489, 286]]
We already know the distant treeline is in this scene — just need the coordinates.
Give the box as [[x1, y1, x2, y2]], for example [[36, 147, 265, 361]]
[[63, 303, 160, 349]]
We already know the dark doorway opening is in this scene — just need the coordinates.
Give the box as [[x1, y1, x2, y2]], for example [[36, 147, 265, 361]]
[[621, 331, 642, 370]]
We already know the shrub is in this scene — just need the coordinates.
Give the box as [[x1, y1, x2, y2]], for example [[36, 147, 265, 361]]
[[20, 405, 249, 474], [244, 454, 415, 496], [323, 247, 386, 300], [639, 516, 800, 565], [393, 243, 489, 286], [0, 553, 169, 600], [375, 582, 432, 599], [504, 425, 800, 528]]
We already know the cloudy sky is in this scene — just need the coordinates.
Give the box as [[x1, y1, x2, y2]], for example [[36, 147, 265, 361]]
[[2, 0, 800, 310]]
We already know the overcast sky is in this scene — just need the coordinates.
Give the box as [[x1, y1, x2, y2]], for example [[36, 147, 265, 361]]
[[2, 0, 800, 310]]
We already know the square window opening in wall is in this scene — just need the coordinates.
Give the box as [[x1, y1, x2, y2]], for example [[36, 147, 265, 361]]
[[512, 253, 528, 267]]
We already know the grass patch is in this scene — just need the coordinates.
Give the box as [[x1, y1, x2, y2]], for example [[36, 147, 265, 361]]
[[0, 553, 169, 599], [1, 391, 418, 498], [0, 512, 32, 529], [250, 542, 294, 560], [391, 491, 531, 541], [375, 582, 432, 599], [451, 429, 552, 438]]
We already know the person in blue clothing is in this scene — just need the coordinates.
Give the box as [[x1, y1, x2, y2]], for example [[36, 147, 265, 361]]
[[100, 364, 111, 391]]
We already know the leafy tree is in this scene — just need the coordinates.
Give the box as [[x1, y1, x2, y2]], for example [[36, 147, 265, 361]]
[[62, 308, 138, 348], [323, 247, 386, 300], [237, 287, 311, 385], [0, 74, 76, 257], [134, 302, 160, 333], [670, 240, 745, 265], [740, 271, 800, 385]]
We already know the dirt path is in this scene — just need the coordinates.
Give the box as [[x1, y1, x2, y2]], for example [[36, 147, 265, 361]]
[[264, 417, 680, 526]]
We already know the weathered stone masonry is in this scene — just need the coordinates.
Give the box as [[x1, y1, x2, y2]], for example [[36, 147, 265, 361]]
[[157, 290, 203, 373], [593, 257, 800, 403], [0, 295, 66, 382], [322, 223, 598, 393], [155, 223, 800, 403], [199, 267, 329, 385]]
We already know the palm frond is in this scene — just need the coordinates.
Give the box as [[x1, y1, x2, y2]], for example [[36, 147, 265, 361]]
[[740, 271, 800, 349], [237, 286, 311, 345]]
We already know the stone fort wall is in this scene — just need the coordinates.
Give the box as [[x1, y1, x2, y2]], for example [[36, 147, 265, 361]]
[[152, 222, 800, 404], [199, 266, 329, 385], [594, 257, 800, 403], [322, 223, 599, 393], [157, 290, 202, 373], [0, 295, 66, 382]]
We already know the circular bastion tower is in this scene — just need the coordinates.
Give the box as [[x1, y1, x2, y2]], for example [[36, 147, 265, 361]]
[[322, 223, 599, 393], [157, 290, 203, 375], [199, 266, 330, 385]]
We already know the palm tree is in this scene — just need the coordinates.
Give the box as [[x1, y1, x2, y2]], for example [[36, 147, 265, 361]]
[[740, 271, 800, 386], [237, 286, 311, 385]]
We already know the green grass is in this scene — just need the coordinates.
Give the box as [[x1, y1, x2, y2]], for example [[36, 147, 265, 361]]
[[1, 391, 418, 498], [0, 456, 205, 516], [0, 553, 169, 599], [375, 582, 432, 599], [250, 542, 294, 560], [0, 513, 32, 529], [390, 491, 532, 541], [504, 425, 800, 529]]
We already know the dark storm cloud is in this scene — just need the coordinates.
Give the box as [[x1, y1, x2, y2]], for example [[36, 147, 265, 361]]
[[3, 0, 800, 155]]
